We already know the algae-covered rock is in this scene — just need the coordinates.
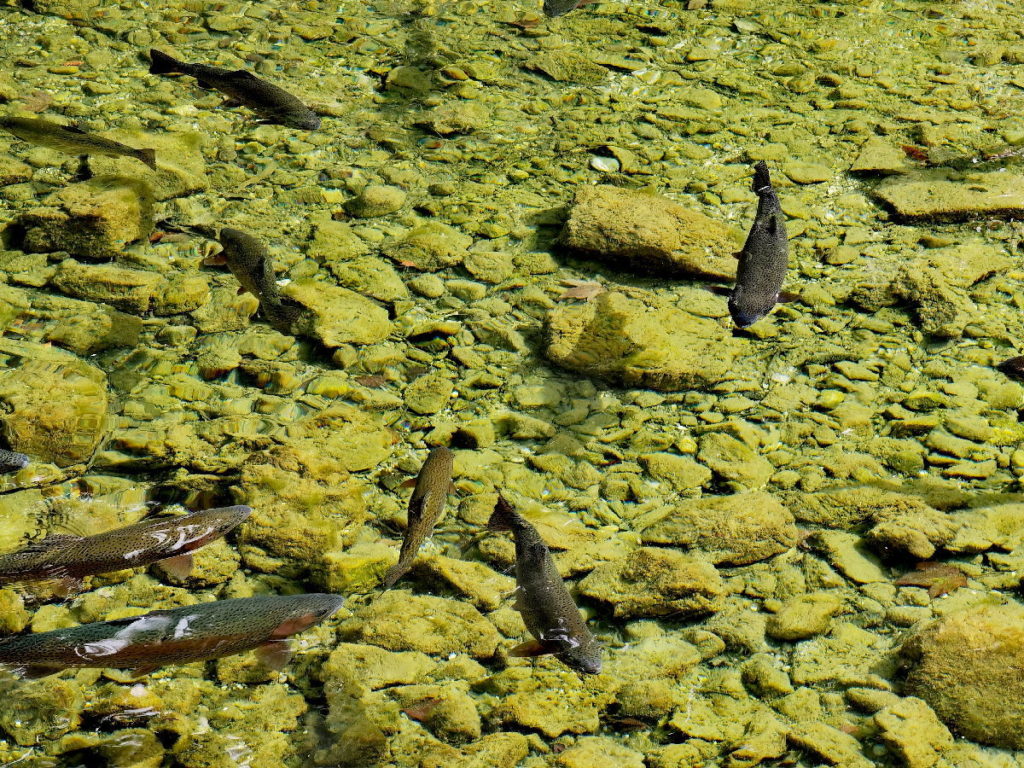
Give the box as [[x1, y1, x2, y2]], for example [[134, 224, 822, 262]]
[[850, 136, 911, 174], [766, 592, 843, 641], [891, 263, 973, 338], [559, 185, 740, 280], [346, 184, 407, 218], [86, 130, 207, 200], [481, 665, 612, 737], [545, 291, 743, 391], [415, 554, 517, 611], [405, 373, 453, 415], [555, 736, 645, 768], [640, 452, 711, 491], [900, 602, 1024, 749], [341, 591, 500, 658], [0, 677, 84, 745], [50, 259, 163, 314], [875, 169, 1024, 221], [786, 721, 872, 768], [0, 342, 109, 466], [329, 256, 409, 303], [697, 433, 774, 490], [527, 50, 608, 83], [0, 589, 29, 634], [19, 175, 154, 259], [638, 491, 797, 566], [382, 222, 472, 271], [792, 621, 892, 688], [389, 683, 481, 743], [415, 101, 489, 135], [283, 279, 392, 346], [322, 642, 436, 690], [577, 546, 725, 619], [872, 696, 954, 768]]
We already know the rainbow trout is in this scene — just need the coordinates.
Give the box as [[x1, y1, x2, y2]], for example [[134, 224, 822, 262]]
[[0, 449, 28, 474], [728, 160, 789, 328], [0, 505, 251, 594], [544, 0, 587, 15], [0, 593, 344, 678], [0, 115, 156, 170], [149, 49, 320, 130], [488, 495, 602, 675], [382, 446, 455, 588], [214, 228, 304, 333]]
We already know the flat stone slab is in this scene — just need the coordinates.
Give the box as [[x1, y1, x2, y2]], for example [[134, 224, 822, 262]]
[[874, 170, 1024, 221]]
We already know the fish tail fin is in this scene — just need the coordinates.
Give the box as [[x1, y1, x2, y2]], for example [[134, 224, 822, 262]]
[[380, 562, 406, 589], [149, 49, 182, 75], [487, 494, 518, 532], [138, 148, 157, 170], [752, 160, 771, 193]]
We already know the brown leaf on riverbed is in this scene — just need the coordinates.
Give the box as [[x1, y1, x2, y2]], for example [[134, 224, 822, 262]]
[[559, 279, 606, 300], [894, 561, 967, 598]]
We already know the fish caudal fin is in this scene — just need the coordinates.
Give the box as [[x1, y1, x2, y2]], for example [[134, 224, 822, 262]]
[[137, 148, 157, 171], [752, 160, 771, 193], [487, 494, 518, 532], [149, 49, 183, 75]]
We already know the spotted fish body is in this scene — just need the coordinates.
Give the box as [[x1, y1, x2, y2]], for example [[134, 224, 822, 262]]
[[149, 49, 320, 130], [0, 593, 344, 678], [488, 495, 602, 675], [728, 161, 789, 328], [0, 505, 251, 589], [0, 116, 156, 169], [382, 446, 455, 588], [543, 0, 585, 16], [0, 449, 28, 474], [216, 228, 303, 333]]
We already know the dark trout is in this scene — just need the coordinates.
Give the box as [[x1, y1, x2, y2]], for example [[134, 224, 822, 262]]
[[488, 495, 602, 675], [0, 116, 156, 169], [0, 449, 28, 474], [543, 0, 586, 15], [0, 593, 344, 678], [215, 228, 304, 333], [0, 505, 251, 594], [382, 446, 455, 588], [149, 49, 320, 130], [728, 160, 789, 328]]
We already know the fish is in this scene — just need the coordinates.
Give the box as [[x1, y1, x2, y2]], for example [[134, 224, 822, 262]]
[[487, 494, 602, 675], [0, 593, 344, 678], [0, 115, 157, 170], [381, 446, 455, 588], [214, 228, 304, 333], [0, 505, 251, 595], [0, 449, 29, 474], [543, 0, 587, 16], [727, 160, 790, 328], [997, 356, 1024, 382], [148, 49, 321, 130]]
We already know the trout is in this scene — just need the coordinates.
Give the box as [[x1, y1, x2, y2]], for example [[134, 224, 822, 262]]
[[215, 228, 304, 333], [0, 505, 251, 594], [728, 160, 789, 328], [0, 115, 156, 170], [488, 495, 602, 675], [149, 49, 320, 130], [382, 446, 455, 588], [0, 449, 28, 474], [0, 593, 344, 678]]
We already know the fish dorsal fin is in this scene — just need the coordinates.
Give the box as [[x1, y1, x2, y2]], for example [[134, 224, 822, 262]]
[[406, 494, 427, 526], [228, 70, 259, 82], [65, 123, 87, 134], [18, 534, 79, 554]]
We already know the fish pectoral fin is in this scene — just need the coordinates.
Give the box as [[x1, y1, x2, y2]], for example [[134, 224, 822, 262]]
[[509, 639, 557, 658], [732, 251, 743, 259], [48, 576, 84, 598], [155, 552, 193, 581], [777, 290, 800, 303], [220, 97, 244, 108], [398, 476, 419, 489], [194, 79, 214, 90], [706, 285, 732, 297], [255, 640, 292, 671], [203, 253, 227, 266], [448, 481, 457, 495], [65, 123, 87, 134]]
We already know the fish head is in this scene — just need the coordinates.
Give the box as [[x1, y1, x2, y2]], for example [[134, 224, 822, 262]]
[[727, 285, 773, 328], [560, 641, 602, 675]]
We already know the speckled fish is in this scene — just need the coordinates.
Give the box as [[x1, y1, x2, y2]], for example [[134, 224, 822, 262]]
[[0, 505, 251, 595], [488, 495, 602, 675], [0, 115, 157, 169], [0, 449, 29, 474], [997, 356, 1024, 382], [0, 593, 344, 679], [382, 446, 455, 588], [543, 0, 586, 16], [214, 228, 304, 333], [149, 49, 320, 130], [727, 160, 789, 328]]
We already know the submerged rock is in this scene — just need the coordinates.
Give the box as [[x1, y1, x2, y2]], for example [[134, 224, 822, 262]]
[[382, 222, 472, 271], [872, 697, 954, 768], [638, 491, 797, 566], [545, 291, 743, 391], [86, 130, 207, 200], [577, 546, 725, 618], [850, 136, 911, 175], [900, 602, 1024, 749], [346, 184, 407, 218], [0, 342, 109, 467], [559, 185, 739, 280], [50, 259, 163, 314], [283, 279, 392, 346], [481, 665, 613, 737], [19, 175, 154, 259], [874, 169, 1024, 221]]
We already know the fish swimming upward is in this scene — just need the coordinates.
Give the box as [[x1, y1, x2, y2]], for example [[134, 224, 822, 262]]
[[0, 593, 344, 679], [727, 160, 790, 328], [0, 116, 157, 170], [382, 446, 455, 588], [543, 0, 588, 16], [148, 49, 321, 130], [488, 495, 602, 675], [0, 505, 251, 595], [214, 228, 304, 333], [0, 449, 29, 474]]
